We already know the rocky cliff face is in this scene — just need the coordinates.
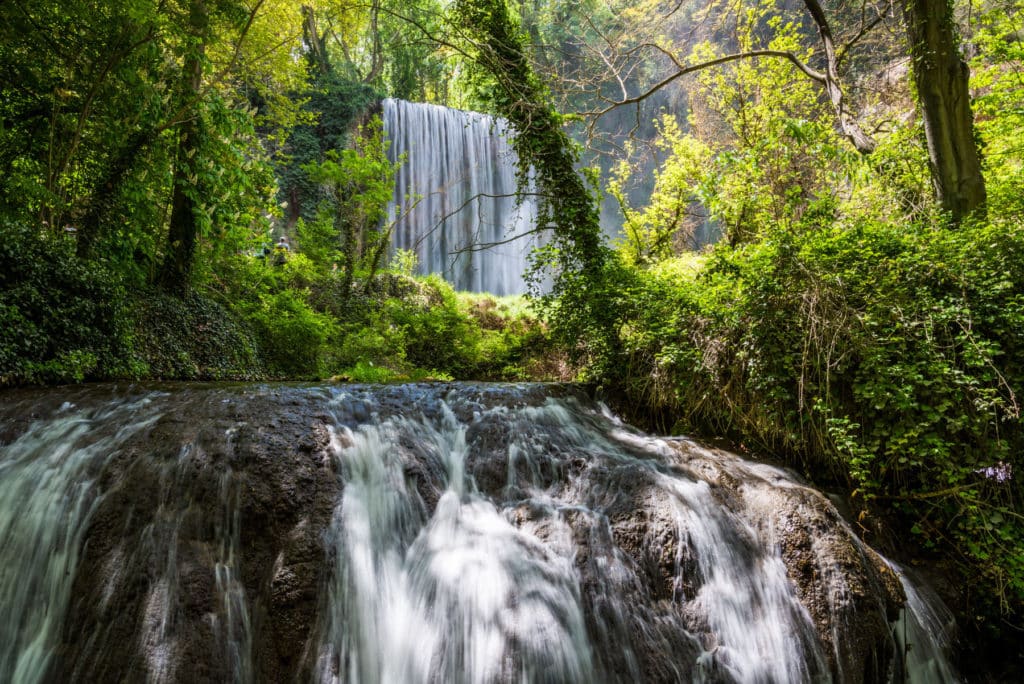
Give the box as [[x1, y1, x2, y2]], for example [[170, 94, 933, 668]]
[[0, 383, 928, 683]]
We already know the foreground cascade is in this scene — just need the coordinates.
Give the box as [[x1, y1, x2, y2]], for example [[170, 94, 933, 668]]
[[0, 383, 958, 683], [383, 99, 540, 296]]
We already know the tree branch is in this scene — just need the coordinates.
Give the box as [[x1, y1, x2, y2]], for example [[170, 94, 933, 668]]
[[583, 48, 826, 135], [801, 0, 877, 153]]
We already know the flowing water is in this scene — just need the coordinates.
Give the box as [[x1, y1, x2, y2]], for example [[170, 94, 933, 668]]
[[890, 563, 961, 684], [0, 395, 161, 682], [0, 383, 960, 683], [383, 99, 540, 295]]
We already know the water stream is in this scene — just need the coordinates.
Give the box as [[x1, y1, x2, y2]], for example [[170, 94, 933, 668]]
[[0, 383, 961, 682], [0, 396, 161, 682]]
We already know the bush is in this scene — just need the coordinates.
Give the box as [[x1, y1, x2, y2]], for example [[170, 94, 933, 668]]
[[0, 221, 136, 384], [243, 288, 337, 377], [135, 292, 264, 380], [598, 215, 1024, 613], [383, 276, 482, 377]]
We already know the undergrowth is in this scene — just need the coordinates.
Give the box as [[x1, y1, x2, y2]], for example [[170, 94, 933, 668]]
[[0, 220, 557, 386], [593, 214, 1024, 619]]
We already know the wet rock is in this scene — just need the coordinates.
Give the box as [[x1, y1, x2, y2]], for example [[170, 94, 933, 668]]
[[0, 382, 943, 684], [665, 440, 905, 683], [35, 386, 342, 683]]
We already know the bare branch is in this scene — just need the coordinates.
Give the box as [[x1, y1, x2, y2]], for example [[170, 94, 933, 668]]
[[801, 0, 877, 153], [583, 49, 827, 137], [836, 1, 888, 67]]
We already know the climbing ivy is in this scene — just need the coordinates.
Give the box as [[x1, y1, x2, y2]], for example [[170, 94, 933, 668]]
[[452, 0, 625, 368]]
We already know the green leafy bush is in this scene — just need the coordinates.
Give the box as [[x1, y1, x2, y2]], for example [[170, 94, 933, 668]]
[[243, 288, 337, 377], [0, 221, 136, 384], [598, 215, 1024, 613], [134, 291, 264, 380], [382, 276, 482, 377]]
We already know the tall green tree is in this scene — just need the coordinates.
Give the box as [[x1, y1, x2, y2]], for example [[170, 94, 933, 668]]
[[903, 0, 987, 220], [159, 0, 210, 293], [1, 0, 312, 291], [454, 0, 625, 366], [576, 0, 987, 223]]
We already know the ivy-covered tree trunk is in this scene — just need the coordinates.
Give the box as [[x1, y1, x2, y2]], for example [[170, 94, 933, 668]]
[[454, 0, 620, 368], [77, 129, 156, 258], [159, 0, 207, 294], [301, 5, 331, 76], [903, 0, 986, 221]]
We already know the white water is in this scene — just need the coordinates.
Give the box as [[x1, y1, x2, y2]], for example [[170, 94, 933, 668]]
[[661, 473, 828, 681], [316, 403, 594, 683], [891, 563, 962, 683], [316, 394, 831, 682], [0, 397, 160, 683], [212, 468, 254, 684], [129, 441, 254, 684], [383, 99, 540, 295], [0, 384, 965, 683], [0, 393, 256, 684]]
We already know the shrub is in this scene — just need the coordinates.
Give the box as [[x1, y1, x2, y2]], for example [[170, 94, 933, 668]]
[[598, 215, 1024, 613], [383, 276, 482, 377], [134, 292, 264, 380], [243, 288, 337, 377], [0, 221, 135, 384]]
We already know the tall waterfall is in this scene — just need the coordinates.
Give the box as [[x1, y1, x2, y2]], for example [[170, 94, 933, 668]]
[[0, 383, 962, 683], [383, 99, 540, 296]]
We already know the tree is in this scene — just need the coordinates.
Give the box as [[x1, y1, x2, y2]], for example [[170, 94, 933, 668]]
[[305, 0, 451, 101], [903, 0, 987, 220], [1, 0, 312, 291], [159, 0, 210, 294], [303, 117, 399, 301], [454, 0, 626, 367], [579, 0, 987, 222], [0, 0, 164, 237]]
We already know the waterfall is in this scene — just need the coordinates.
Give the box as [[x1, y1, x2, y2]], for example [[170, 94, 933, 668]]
[[890, 562, 962, 683], [0, 383, 963, 683], [0, 395, 161, 683], [315, 401, 595, 683], [383, 98, 540, 296]]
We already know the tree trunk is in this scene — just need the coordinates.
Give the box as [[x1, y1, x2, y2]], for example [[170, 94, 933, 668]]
[[158, 0, 207, 294], [77, 128, 156, 257], [364, 0, 385, 85], [301, 5, 331, 76], [801, 0, 877, 154], [903, 0, 986, 221]]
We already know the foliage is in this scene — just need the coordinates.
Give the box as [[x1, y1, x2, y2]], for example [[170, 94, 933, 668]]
[[303, 116, 399, 299], [453, 0, 620, 370], [274, 73, 380, 225], [316, 0, 452, 102], [688, 13, 852, 242], [0, 220, 263, 384], [596, 211, 1024, 615], [0, 222, 136, 384], [608, 117, 713, 263], [971, 0, 1024, 219], [188, 95, 281, 289], [610, 11, 856, 252], [325, 275, 554, 382], [243, 287, 338, 377], [134, 290, 264, 380]]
